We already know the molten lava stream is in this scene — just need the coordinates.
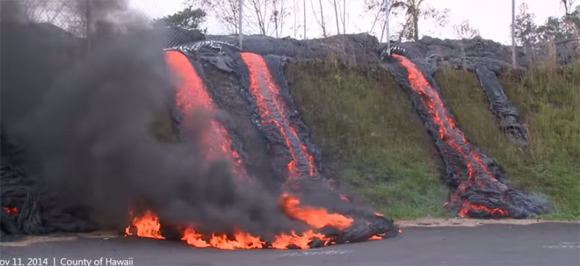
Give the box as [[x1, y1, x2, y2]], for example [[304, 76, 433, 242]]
[[3, 206, 18, 215], [279, 193, 353, 230], [240, 52, 395, 243], [165, 50, 247, 179], [240, 52, 317, 179], [180, 194, 354, 250], [125, 194, 358, 249], [392, 54, 508, 217]]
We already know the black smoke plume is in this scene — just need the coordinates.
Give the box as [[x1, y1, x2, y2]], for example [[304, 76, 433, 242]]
[[1, 0, 298, 239]]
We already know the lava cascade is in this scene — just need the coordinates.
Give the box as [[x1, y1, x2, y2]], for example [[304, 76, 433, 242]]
[[165, 50, 248, 178], [124, 50, 378, 250], [238, 52, 398, 242], [240, 52, 317, 180], [387, 54, 546, 218]]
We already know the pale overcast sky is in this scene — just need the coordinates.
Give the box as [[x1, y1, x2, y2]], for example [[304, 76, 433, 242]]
[[129, 0, 567, 45]]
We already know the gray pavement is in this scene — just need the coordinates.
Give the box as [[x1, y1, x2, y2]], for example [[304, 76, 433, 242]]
[[1, 223, 579, 266]]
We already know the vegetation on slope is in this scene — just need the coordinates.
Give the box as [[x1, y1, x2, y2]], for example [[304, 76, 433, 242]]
[[286, 58, 578, 220], [285, 61, 448, 219], [434, 60, 580, 220]]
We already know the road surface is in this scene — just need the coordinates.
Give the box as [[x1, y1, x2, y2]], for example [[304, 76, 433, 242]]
[[1, 223, 578, 265]]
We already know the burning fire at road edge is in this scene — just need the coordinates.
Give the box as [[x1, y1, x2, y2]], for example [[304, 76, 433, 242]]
[[125, 193, 391, 250]]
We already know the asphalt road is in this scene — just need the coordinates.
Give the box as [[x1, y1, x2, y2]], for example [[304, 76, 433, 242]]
[[1, 223, 578, 266]]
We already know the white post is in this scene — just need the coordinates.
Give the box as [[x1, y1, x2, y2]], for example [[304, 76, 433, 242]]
[[384, 0, 390, 53], [239, 0, 244, 49], [511, 0, 516, 67]]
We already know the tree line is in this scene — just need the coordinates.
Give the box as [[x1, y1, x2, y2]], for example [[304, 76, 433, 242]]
[[156, 0, 455, 41], [16, 0, 580, 44], [514, 0, 580, 49]]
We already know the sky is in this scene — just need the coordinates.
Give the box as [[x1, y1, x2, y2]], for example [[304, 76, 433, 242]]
[[128, 0, 568, 45]]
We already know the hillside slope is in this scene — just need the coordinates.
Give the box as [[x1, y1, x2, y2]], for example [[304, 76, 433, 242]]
[[435, 62, 580, 219], [286, 59, 579, 220]]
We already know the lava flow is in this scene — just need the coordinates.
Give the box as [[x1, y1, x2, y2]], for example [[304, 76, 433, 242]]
[[165, 50, 247, 178], [125, 194, 359, 249], [240, 52, 317, 179], [239, 52, 398, 243], [391, 54, 512, 218], [3, 207, 18, 215], [279, 193, 353, 230], [123, 51, 398, 250]]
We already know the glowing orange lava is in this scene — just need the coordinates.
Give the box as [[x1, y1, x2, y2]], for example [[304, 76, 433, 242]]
[[124, 210, 165, 240], [392, 54, 509, 218], [124, 193, 358, 249], [271, 230, 329, 249], [3, 207, 18, 214], [240, 52, 317, 178], [181, 227, 265, 249], [123, 52, 394, 250], [181, 227, 333, 250], [178, 193, 353, 250], [280, 193, 354, 230], [165, 50, 247, 178]]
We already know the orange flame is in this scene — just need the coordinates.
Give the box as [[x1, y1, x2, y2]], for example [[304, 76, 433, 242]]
[[3, 207, 18, 214], [181, 227, 331, 250], [181, 227, 265, 249], [125, 210, 165, 240], [271, 230, 329, 249], [279, 193, 353, 230]]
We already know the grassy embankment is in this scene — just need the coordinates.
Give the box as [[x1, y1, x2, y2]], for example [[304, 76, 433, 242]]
[[286, 58, 579, 220], [285, 61, 448, 219], [435, 60, 580, 220]]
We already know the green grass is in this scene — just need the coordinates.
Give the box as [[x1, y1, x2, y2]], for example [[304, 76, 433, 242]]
[[285, 61, 449, 219], [434, 61, 580, 220]]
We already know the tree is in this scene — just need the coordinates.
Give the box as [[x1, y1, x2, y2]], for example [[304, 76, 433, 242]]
[[512, 3, 539, 47], [154, 6, 206, 31], [562, 0, 576, 15], [245, 0, 268, 35], [536, 4, 579, 43], [310, 0, 327, 37], [269, 0, 291, 37], [190, 0, 240, 34], [453, 20, 480, 39], [325, 0, 348, 35], [365, 0, 450, 42], [512, 2, 579, 53], [330, 0, 341, 35]]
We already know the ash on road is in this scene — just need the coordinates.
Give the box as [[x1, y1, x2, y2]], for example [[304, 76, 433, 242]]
[[1, 223, 578, 266]]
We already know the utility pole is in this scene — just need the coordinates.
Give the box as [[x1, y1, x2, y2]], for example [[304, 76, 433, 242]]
[[303, 0, 307, 39], [384, 0, 390, 53], [239, 0, 244, 49], [511, 0, 516, 68]]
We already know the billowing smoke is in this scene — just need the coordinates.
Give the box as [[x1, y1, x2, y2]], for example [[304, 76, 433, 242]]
[[1, 0, 297, 237]]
